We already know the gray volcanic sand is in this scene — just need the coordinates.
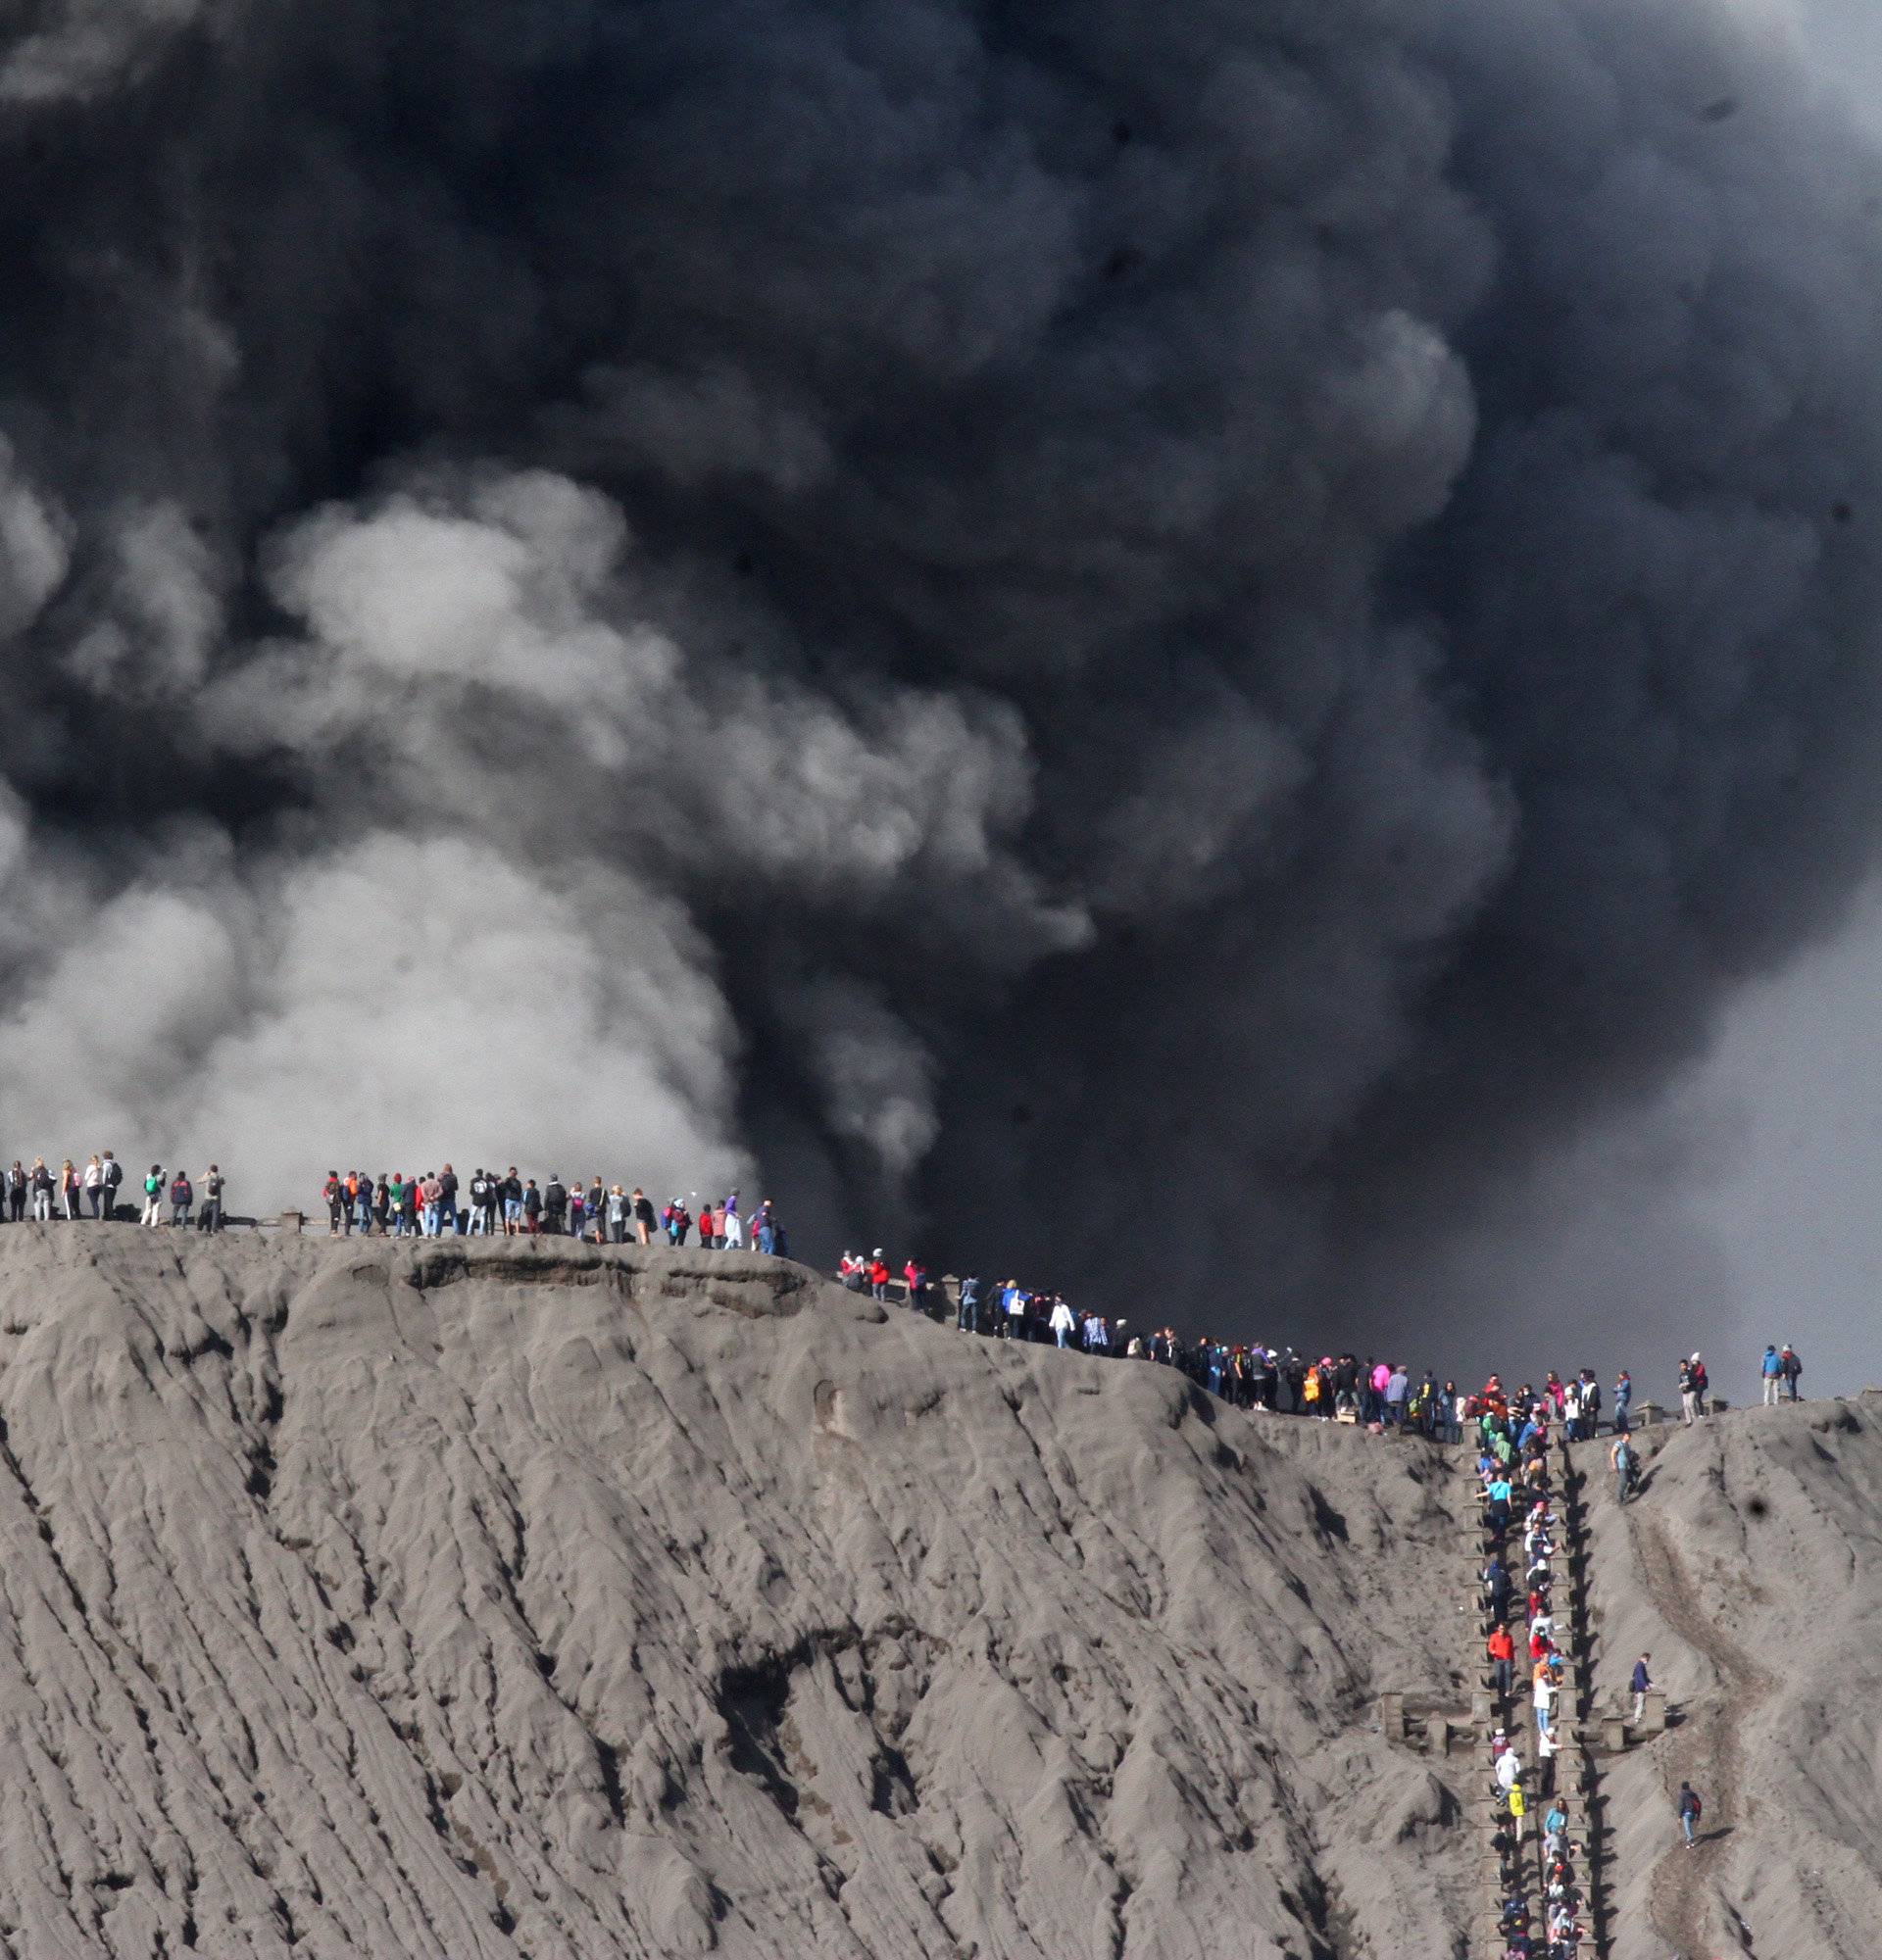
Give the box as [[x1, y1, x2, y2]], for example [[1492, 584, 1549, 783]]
[[0, 1231, 1478, 1958], [1578, 1396, 1882, 1960], [0, 1229, 1868, 1957]]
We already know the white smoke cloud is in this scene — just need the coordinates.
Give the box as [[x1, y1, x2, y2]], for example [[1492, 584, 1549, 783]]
[[0, 829, 751, 1209], [0, 441, 71, 642]]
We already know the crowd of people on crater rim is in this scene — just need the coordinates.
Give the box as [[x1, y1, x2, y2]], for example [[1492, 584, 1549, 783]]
[[842, 1251, 1808, 1438], [0, 1156, 1812, 1445], [310, 1169, 790, 1250], [0, 1154, 795, 1253]]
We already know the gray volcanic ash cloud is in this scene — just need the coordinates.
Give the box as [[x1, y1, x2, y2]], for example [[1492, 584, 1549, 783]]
[[1, 0, 1879, 1356]]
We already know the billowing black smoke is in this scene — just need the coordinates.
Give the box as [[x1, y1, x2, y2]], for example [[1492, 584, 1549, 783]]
[[1, 0, 1877, 1362]]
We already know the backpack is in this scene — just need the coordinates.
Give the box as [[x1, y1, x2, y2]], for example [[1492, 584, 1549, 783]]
[[1680, 1790, 1702, 1820], [144, 1174, 161, 1197], [103, 1159, 123, 1190]]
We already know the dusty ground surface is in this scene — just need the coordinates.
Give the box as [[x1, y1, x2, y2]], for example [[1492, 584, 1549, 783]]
[[1576, 1396, 1882, 1960], [1, 1228, 1867, 1958], [0, 1230, 1487, 1959]]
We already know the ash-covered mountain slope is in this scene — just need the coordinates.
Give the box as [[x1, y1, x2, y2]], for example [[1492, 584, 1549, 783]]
[[1582, 1393, 1882, 1960], [0, 1231, 1479, 1959]]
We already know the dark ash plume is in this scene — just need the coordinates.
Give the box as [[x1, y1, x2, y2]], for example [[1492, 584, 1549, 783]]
[[1, 0, 1879, 1367]]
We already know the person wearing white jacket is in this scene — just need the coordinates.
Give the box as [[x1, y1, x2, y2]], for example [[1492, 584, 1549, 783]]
[[1049, 1298, 1075, 1349]]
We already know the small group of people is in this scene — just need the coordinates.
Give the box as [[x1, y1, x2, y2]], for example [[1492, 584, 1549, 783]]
[[839, 1259, 1121, 1352], [0, 1154, 229, 1232], [141, 1164, 227, 1231], [318, 1169, 788, 1253], [3, 1152, 131, 1221], [1758, 1344, 1804, 1405]]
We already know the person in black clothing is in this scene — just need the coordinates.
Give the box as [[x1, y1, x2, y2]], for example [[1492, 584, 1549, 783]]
[[1780, 1344, 1803, 1400], [437, 1165, 460, 1235], [522, 1179, 541, 1232], [468, 1169, 497, 1235], [100, 1151, 124, 1220], [543, 1175, 567, 1235], [6, 1162, 25, 1222], [1484, 1552, 1511, 1620], [1284, 1352, 1307, 1411]]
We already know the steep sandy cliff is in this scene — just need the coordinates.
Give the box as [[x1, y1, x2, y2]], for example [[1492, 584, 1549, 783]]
[[0, 1230, 1869, 1959], [0, 1233, 1475, 1959], [1578, 1395, 1882, 1960]]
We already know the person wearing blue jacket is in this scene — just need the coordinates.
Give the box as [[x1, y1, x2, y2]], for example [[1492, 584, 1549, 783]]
[[1760, 1344, 1784, 1405]]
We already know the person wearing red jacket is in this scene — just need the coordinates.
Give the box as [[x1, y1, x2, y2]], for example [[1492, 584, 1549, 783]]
[[867, 1252, 891, 1302], [1487, 1624, 1515, 1698]]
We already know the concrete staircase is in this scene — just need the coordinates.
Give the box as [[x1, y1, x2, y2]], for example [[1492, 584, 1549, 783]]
[[1456, 1414, 1614, 1959]]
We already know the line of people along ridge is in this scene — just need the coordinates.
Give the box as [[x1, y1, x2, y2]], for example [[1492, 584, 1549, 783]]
[[0, 1152, 1810, 1425]]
